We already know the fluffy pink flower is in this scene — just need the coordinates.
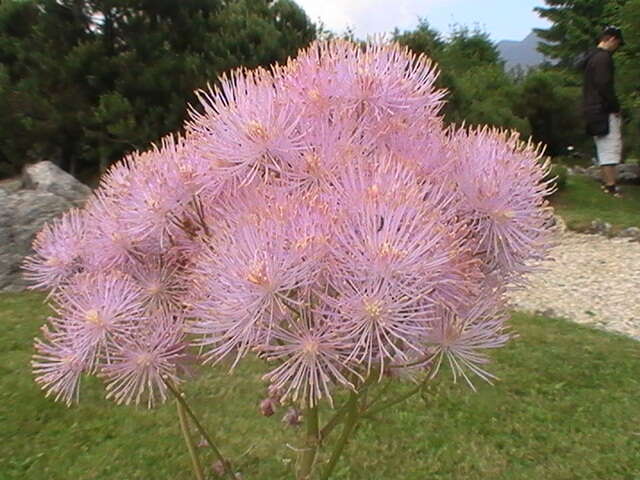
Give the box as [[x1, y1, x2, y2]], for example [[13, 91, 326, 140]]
[[450, 126, 554, 281], [23, 208, 87, 290], [188, 68, 306, 184], [33, 329, 85, 406], [101, 328, 188, 407], [115, 137, 201, 246], [320, 277, 435, 377], [82, 194, 143, 271], [276, 40, 357, 120], [328, 156, 462, 282], [259, 313, 357, 407], [43, 271, 146, 372], [123, 255, 185, 317], [422, 293, 511, 389], [98, 153, 139, 198], [27, 39, 553, 410], [278, 119, 363, 196], [187, 195, 322, 366], [342, 41, 445, 128]]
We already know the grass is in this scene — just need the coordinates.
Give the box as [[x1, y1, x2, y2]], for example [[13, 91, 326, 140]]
[[1, 291, 640, 479], [551, 174, 640, 232]]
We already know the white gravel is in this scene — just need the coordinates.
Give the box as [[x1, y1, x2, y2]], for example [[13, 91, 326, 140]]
[[509, 222, 640, 341]]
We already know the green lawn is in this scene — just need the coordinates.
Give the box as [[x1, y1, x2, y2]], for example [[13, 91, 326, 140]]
[[1, 292, 639, 479], [551, 175, 640, 232]]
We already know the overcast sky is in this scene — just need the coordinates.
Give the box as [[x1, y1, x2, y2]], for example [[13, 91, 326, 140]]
[[294, 0, 551, 42]]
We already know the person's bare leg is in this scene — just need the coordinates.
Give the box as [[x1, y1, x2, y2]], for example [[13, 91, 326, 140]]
[[601, 165, 617, 187]]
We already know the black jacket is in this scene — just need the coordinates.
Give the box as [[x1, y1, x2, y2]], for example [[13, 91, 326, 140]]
[[579, 48, 620, 136]]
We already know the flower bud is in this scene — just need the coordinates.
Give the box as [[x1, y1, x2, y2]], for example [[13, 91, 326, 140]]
[[281, 407, 302, 426], [211, 461, 240, 478], [259, 397, 277, 417]]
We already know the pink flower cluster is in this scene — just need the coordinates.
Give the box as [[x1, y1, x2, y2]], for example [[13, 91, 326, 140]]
[[25, 40, 553, 409]]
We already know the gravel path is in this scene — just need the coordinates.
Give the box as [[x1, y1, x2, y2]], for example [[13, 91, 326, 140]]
[[509, 223, 640, 341]]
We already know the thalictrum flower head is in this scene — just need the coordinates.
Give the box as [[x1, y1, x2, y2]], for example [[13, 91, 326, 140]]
[[450, 126, 554, 281], [186, 192, 322, 366], [422, 291, 511, 389], [259, 311, 357, 408], [32, 330, 85, 406], [23, 208, 87, 291], [45, 271, 147, 370], [188, 68, 306, 185], [100, 328, 188, 408], [28, 39, 552, 409]]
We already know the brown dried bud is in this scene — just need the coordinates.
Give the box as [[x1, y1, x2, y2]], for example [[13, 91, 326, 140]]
[[212, 461, 242, 479], [259, 397, 277, 417], [281, 407, 302, 427], [211, 460, 226, 476]]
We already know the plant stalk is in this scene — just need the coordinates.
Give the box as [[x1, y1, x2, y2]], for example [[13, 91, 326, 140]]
[[362, 384, 422, 419], [176, 397, 205, 480], [319, 406, 346, 442], [320, 391, 360, 480], [297, 404, 320, 480], [164, 379, 237, 480]]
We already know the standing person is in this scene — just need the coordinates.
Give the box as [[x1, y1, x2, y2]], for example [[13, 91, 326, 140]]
[[581, 26, 625, 197]]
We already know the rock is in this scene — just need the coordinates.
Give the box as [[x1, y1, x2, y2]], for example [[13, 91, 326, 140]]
[[535, 308, 556, 318], [0, 190, 73, 292], [0, 178, 23, 194], [0, 162, 91, 292], [575, 164, 640, 184], [584, 166, 600, 181], [0, 189, 12, 247], [619, 227, 640, 241], [7, 190, 73, 248], [567, 166, 589, 176], [23, 161, 91, 206], [617, 164, 640, 184], [587, 219, 612, 236]]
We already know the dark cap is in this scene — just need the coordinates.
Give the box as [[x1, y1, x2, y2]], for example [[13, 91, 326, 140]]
[[602, 25, 625, 46]]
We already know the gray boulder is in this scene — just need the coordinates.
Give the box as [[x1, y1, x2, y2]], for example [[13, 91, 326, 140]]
[[587, 219, 612, 236], [618, 227, 640, 242], [617, 164, 640, 184], [578, 164, 640, 184], [0, 162, 91, 292], [23, 161, 92, 206], [0, 178, 22, 194]]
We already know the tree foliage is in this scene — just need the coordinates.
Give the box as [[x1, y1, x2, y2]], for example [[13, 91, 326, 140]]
[[534, 0, 640, 157], [0, 0, 316, 179], [3, 0, 638, 179], [513, 69, 584, 156], [533, 0, 627, 67], [394, 24, 530, 136], [615, 0, 640, 156]]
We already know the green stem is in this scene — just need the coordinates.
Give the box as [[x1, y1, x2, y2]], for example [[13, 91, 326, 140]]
[[319, 406, 346, 442], [364, 377, 393, 411], [320, 391, 360, 480], [297, 404, 320, 480], [176, 397, 205, 480], [164, 379, 237, 480], [362, 384, 422, 419]]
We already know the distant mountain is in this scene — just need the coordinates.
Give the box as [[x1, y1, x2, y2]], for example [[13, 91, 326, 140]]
[[497, 31, 549, 72]]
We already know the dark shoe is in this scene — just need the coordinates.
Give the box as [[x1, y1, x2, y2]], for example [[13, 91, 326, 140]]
[[603, 184, 623, 198]]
